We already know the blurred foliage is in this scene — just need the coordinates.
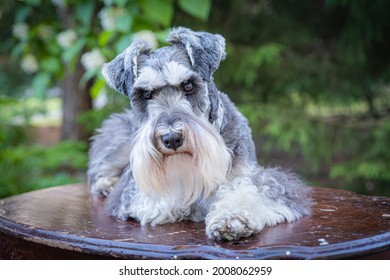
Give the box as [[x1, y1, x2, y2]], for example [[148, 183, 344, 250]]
[[206, 0, 390, 107], [8, 0, 212, 99], [0, 60, 31, 99], [240, 103, 390, 196], [1, 0, 390, 197], [329, 119, 390, 188], [78, 92, 129, 134], [0, 141, 87, 198], [0, 96, 87, 198], [207, 0, 390, 196]]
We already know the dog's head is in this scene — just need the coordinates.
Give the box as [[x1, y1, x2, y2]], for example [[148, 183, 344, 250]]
[[102, 27, 230, 201], [102, 27, 225, 121], [103, 26, 225, 90]]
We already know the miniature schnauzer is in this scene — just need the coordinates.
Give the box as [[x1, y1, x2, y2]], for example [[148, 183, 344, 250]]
[[88, 27, 311, 241]]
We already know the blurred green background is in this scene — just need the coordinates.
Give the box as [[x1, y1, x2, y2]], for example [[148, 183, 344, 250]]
[[1, 0, 389, 198]]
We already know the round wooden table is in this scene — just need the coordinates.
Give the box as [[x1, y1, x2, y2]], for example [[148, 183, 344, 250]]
[[0, 184, 389, 259]]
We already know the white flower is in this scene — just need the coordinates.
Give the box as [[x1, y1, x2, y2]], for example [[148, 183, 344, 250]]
[[133, 30, 158, 49], [12, 23, 29, 41], [93, 89, 108, 109], [98, 7, 126, 31], [57, 29, 77, 49], [21, 54, 39, 74], [81, 49, 105, 70]]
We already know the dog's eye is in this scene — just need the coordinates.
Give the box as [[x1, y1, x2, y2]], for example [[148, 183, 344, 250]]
[[182, 81, 194, 93], [141, 90, 154, 100]]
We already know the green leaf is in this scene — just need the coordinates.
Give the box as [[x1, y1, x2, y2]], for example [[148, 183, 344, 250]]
[[10, 42, 26, 59], [46, 40, 62, 56], [115, 35, 132, 53], [76, 1, 95, 28], [90, 77, 106, 99], [98, 31, 115, 47], [80, 68, 99, 89], [178, 0, 211, 21], [0, 97, 18, 106], [32, 73, 51, 98], [251, 43, 285, 67], [15, 6, 32, 22], [138, 0, 173, 27], [62, 38, 86, 63], [112, 0, 128, 6], [155, 28, 170, 44], [41, 56, 61, 74], [116, 13, 133, 33]]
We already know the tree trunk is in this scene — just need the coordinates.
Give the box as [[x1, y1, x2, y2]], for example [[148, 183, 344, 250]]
[[61, 61, 92, 141], [56, 5, 92, 141]]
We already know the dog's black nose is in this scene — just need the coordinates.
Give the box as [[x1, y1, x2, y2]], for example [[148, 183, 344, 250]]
[[160, 132, 183, 150]]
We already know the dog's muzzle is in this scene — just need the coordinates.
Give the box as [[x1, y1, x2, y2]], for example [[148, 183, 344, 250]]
[[160, 131, 183, 151], [154, 112, 187, 154]]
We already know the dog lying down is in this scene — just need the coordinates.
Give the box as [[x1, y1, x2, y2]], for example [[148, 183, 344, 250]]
[[87, 27, 311, 241]]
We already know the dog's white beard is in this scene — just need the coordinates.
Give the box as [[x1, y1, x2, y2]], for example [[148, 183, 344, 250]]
[[129, 116, 231, 225]]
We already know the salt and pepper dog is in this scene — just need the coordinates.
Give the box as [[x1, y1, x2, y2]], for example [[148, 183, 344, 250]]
[[88, 27, 311, 241]]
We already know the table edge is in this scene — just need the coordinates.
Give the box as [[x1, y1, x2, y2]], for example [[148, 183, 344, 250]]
[[1, 216, 389, 260]]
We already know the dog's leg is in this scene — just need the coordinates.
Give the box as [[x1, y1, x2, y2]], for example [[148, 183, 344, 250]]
[[88, 111, 137, 196], [205, 167, 311, 241]]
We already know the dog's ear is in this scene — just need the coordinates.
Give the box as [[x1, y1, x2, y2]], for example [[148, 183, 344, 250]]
[[102, 40, 152, 96], [167, 27, 226, 81]]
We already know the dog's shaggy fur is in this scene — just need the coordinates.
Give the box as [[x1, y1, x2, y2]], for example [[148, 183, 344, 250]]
[[88, 27, 311, 241]]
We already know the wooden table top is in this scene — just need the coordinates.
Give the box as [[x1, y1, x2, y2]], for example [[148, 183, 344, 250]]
[[0, 184, 389, 259]]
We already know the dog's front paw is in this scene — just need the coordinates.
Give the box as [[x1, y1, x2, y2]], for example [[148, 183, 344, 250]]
[[90, 176, 119, 197], [206, 211, 261, 241]]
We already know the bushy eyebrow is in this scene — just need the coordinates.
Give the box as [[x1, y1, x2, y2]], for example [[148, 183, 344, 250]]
[[163, 61, 193, 86], [133, 62, 203, 94], [133, 66, 166, 90]]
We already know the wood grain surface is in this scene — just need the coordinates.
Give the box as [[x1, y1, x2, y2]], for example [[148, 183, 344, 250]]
[[0, 184, 389, 259]]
